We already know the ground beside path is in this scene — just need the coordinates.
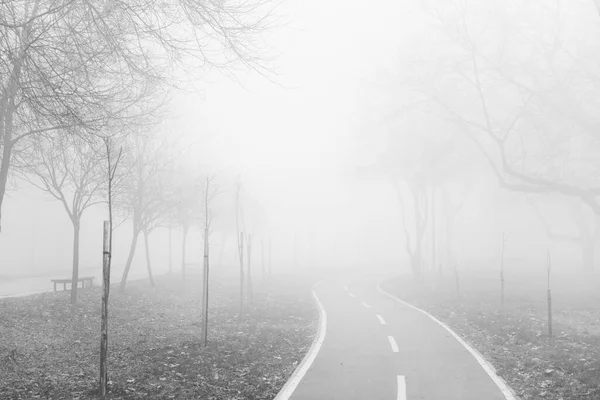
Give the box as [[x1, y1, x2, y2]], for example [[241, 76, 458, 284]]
[[0, 273, 317, 399], [382, 272, 600, 400]]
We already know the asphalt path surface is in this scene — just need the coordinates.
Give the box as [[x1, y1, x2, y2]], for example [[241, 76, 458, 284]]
[[286, 275, 513, 400]]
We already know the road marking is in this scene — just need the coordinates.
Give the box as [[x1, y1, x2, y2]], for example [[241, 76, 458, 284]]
[[376, 314, 387, 325], [349, 293, 356, 298], [343, 285, 348, 291], [378, 282, 518, 400], [388, 336, 399, 352], [397, 375, 406, 400], [274, 281, 328, 400], [361, 301, 371, 308]]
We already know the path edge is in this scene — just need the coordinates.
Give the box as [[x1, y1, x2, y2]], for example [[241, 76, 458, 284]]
[[273, 280, 328, 400], [377, 279, 520, 400]]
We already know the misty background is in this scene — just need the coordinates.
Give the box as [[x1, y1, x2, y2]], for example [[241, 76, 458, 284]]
[[2, 0, 598, 293]]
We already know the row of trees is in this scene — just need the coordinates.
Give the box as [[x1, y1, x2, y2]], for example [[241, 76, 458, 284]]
[[0, 0, 277, 301], [17, 129, 216, 303], [361, 0, 600, 277], [1, 1, 278, 396]]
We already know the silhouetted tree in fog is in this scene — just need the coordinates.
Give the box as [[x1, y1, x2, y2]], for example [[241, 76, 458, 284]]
[[411, 1, 600, 216], [19, 134, 104, 304], [119, 134, 177, 292], [167, 165, 203, 280]]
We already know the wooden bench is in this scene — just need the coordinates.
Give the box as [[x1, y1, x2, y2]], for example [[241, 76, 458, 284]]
[[51, 277, 95, 292]]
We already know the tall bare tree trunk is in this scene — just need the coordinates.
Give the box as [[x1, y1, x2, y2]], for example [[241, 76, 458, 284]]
[[99, 221, 110, 397], [239, 233, 244, 319], [70, 220, 81, 304], [143, 230, 155, 287], [0, 142, 12, 232], [411, 238, 423, 280], [119, 228, 140, 292]]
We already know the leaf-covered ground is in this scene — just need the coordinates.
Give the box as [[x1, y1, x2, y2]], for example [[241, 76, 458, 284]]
[[383, 272, 600, 400], [0, 273, 318, 399]]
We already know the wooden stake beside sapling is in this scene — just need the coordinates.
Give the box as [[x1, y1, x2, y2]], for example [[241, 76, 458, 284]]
[[99, 221, 110, 397], [239, 232, 244, 320], [547, 249, 553, 342], [201, 227, 209, 347]]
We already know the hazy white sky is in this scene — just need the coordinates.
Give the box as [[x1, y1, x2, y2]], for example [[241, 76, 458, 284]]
[[168, 0, 427, 236]]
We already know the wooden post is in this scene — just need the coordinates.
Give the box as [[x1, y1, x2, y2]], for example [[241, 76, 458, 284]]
[[201, 227, 209, 347], [500, 233, 506, 307], [239, 232, 244, 319], [547, 250, 553, 342], [100, 221, 110, 397]]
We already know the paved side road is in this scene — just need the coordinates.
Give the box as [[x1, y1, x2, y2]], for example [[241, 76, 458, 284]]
[[281, 275, 516, 400]]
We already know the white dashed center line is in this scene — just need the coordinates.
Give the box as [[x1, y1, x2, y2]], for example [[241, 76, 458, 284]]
[[397, 375, 406, 400], [343, 285, 348, 291], [349, 293, 356, 298], [361, 302, 371, 308], [388, 336, 399, 352], [376, 314, 386, 325]]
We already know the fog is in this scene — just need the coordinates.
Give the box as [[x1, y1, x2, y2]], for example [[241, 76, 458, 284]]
[[5, 1, 600, 399], [2, 0, 600, 290]]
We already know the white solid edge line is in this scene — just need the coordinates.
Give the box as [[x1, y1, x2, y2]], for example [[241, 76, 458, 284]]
[[361, 301, 371, 308], [397, 375, 406, 400], [274, 280, 328, 400], [377, 282, 519, 400], [376, 314, 387, 325], [387, 335, 399, 352], [349, 293, 356, 298]]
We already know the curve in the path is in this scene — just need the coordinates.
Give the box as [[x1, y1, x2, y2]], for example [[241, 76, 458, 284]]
[[377, 282, 518, 400], [274, 274, 519, 400], [275, 280, 328, 400]]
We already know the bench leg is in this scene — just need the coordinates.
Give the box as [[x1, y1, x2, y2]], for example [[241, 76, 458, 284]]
[[53, 282, 56, 292], [63, 282, 66, 291]]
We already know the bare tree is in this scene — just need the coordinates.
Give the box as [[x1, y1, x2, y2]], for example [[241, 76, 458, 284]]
[[119, 134, 176, 292], [19, 134, 104, 304], [0, 0, 278, 232], [167, 164, 203, 280], [201, 174, 219, 346], [408, 1, 600, 214], [234, 176, 245, 318], [528, 196, 600, 271], [99, 134, 123, 397], [394, 178, 429, 279]]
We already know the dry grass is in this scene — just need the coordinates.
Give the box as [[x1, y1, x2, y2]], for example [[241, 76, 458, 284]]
[[0, 273, 318, 399]]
